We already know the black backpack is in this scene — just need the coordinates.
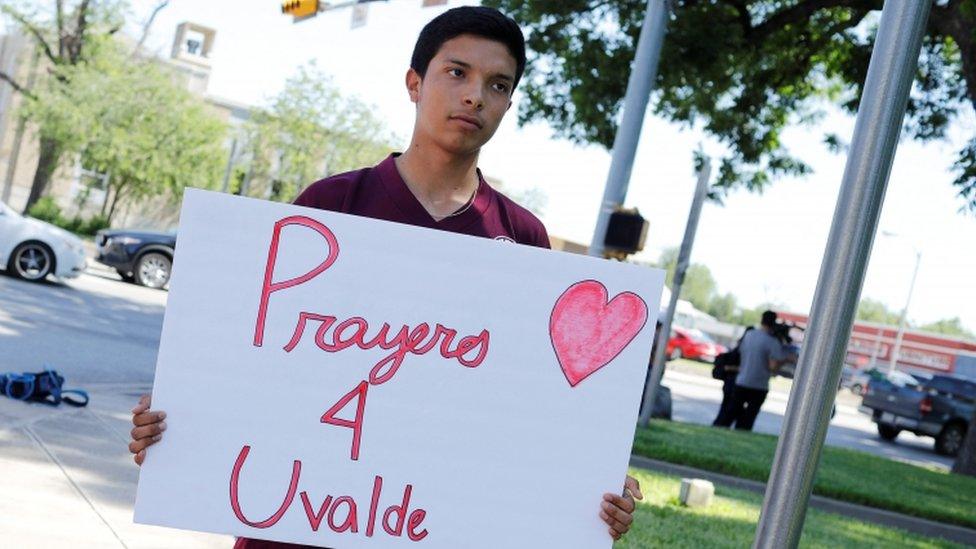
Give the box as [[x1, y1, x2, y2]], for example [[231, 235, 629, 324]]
[[0, 369, 89, 407], [712, 348, 740, 379], [711, 327, 753, 380]]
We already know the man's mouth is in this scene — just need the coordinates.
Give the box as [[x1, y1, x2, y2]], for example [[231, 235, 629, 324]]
[[450, 114, 483, 129]]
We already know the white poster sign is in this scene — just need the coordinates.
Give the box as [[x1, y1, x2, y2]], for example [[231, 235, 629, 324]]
[[134, 189, 665, 548]]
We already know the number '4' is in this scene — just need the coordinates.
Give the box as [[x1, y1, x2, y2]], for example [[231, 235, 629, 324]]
[[321, 381, 369, 460]]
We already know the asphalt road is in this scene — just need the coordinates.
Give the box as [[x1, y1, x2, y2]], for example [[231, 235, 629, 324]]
[[661, 366, 955, 470], [0, 268, 955, 471]]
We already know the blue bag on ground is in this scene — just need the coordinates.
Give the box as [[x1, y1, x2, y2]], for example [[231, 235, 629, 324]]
[[0, 369, 89, 407]]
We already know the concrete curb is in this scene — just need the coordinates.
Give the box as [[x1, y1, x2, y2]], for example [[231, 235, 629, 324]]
[[629, 454, 976, 546]]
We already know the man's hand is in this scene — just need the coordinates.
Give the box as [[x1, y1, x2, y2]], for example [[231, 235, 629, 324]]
[[601, 475, 643, 541], [129, 393, 166, 466]]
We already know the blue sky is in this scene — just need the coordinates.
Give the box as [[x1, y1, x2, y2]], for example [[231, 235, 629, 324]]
[[123, 0, 975, 332]]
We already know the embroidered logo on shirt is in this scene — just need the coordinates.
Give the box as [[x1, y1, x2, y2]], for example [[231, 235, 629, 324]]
[[493, 236, 516, 243]]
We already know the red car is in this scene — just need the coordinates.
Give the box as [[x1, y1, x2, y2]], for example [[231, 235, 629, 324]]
[[667, 326, 727, 363]]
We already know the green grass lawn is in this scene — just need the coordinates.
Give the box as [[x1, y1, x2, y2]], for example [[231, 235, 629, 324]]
[[616, 468, 964, 548], [632, 420, 976, 529]]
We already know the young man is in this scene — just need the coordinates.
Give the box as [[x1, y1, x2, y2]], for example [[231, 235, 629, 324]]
[[129, 7, 642, 545]]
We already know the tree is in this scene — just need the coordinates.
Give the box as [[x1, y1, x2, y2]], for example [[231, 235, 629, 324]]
[[655, 246, 718, 312], [706, 292, 738, 321], [918, 317, 976, 340], [24, 38, 228, 223], [483, 1, 976, 213], [953, 412, 976, 477], [0, 0, 133, 212], [241, 63, 399, 203], [856, 297, 903, 325]]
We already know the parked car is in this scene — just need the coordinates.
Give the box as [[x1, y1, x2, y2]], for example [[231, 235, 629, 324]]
[[860, 372, 975, 456], [666, 326, 727, 363], [846, 367, 890, 395], [95, 229, 175, 289], [0, 200, 86, 281]]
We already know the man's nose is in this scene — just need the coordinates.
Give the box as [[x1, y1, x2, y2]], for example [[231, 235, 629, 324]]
[[462, 82, 485, 110]]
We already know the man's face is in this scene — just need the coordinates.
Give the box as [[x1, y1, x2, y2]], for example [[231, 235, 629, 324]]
[[407, 34, 516, 156]]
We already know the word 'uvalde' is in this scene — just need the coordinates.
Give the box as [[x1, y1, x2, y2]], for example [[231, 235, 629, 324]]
[[251, 215, 491, 385], [229, 445, 428, 541]]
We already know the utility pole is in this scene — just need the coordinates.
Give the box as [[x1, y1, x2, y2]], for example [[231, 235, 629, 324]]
[[637, 158, 710, 426]]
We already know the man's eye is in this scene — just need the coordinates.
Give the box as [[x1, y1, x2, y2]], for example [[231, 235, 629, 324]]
[[493, 83, 509, 93], [449, 68, 464, 77]]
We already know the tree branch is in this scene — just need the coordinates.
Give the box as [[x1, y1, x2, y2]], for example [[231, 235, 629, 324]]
[[0, 69, 36, 100], [0, 7, 59, 64], [751, 0, 881, 40], [56, 0, 65, 58], [132, 1, 170, 57], [69, 0, 93, 64], [928, 0, 976, 114]]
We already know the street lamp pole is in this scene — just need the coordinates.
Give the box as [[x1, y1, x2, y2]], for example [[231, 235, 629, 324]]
[[888, 248, 921, 373]]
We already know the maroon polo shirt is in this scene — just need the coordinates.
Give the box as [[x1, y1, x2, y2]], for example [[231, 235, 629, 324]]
[[235, 154, 549, 549], [292, 153, 550, 248]]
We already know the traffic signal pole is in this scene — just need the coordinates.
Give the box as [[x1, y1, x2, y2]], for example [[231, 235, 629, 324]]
[[753, 2, 931, 547], [587, 0, 669, 257]]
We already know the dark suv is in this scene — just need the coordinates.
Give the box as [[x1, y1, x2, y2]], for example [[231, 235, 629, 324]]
[[95, 229, 176, 289], [861, 373, 975, 456]]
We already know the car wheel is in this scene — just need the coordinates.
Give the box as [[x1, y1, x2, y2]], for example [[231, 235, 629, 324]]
[[670, 348, 683, 361], [877, 423, 900, 441], [135, 252, 171, 289], [8, 242, 54, 281], [116, 269, 136, 283], [935, 422, 966, 457]]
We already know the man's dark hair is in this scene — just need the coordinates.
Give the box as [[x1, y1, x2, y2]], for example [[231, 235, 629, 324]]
[[761, 310, 778, 327], [410, 6, 526, 91]]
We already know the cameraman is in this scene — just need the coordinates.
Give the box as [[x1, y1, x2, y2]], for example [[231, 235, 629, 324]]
[[713, 311, 797, 431]]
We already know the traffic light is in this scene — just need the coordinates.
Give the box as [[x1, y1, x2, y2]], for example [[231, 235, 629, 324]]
[[281, 0, 319, 18], [603, 208, 648, 257]]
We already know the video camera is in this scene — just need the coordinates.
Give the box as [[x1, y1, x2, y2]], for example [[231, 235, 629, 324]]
[[770, 320, 801, 345]]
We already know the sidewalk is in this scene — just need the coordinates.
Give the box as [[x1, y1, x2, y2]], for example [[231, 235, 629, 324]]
[[0, 383, 230, 548]]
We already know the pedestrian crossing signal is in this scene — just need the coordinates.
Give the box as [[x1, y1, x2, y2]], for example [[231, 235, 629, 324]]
[[281, 0, 318, 18]]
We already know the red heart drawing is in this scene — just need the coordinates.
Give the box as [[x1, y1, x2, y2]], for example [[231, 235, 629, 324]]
[[550, 280, 648, 387]]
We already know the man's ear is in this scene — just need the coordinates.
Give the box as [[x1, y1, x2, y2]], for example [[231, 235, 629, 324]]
[[506, 99, 513, 112], [405, 68, 422, 103]]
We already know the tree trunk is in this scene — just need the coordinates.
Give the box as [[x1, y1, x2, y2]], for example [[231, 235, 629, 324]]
[[106, 182, 127, 224], [951, 411, 976, 476], [22, 136, 63, 213]]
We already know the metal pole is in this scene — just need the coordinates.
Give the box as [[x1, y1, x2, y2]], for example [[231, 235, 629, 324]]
[[753, 2, 931, 547], [588, 0, 669, 257], [868, 326, 884, 368], [220, 137, 239, 194], [888, 249, 921, 373], [638, 158, 710, 425]]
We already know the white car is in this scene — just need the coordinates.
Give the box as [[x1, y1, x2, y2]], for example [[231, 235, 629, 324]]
[[0, 200, 87, 281]]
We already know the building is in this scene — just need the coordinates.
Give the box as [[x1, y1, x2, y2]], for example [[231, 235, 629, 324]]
[[777, 311, 976, 380], [0, 22, 249, 229]]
